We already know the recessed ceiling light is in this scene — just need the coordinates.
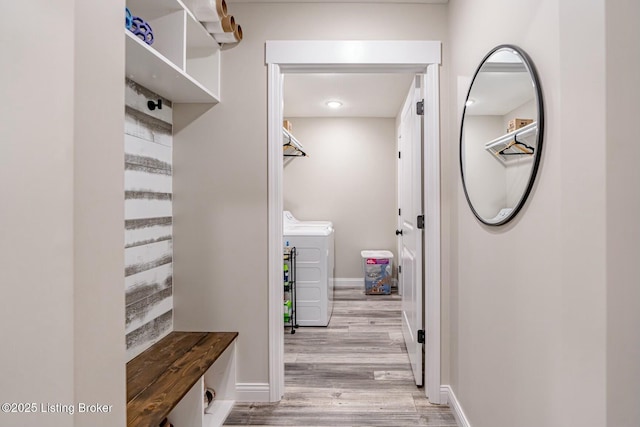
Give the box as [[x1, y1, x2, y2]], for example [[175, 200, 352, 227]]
[[465, 99, 475, 107], [326, 100, 343, 109]]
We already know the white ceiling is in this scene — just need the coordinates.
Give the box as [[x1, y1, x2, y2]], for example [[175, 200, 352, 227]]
[[465, 71, 534, 116], [284, 73, 415, 118]]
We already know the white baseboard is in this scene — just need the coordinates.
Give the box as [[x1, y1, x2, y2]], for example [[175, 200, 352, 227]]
[[334, 278, 364, 288], [235, 383, 270, 402], [441, 385, 471, 427], [439, 386, 449, 406]]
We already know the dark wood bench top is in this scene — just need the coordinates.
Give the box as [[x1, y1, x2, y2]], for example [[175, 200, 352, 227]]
[[126, 331, 238, 427]]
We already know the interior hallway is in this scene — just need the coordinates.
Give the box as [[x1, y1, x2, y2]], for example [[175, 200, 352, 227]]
[[225, 286, 456, 426]]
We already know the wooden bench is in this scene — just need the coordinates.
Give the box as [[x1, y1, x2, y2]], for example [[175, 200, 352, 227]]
[[126, 331, 238, 427]]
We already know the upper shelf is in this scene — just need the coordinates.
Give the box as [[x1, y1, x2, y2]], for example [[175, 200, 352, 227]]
[[125, 0, 220, 103], [283, 128, 306, 158], [125, 31, 218, 103], [484, 121, 537, 164]]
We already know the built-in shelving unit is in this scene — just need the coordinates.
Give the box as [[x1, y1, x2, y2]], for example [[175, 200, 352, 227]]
[[125, 0, 220, 103], [126, 332, 237, 427], [484, 121, 537, 164]]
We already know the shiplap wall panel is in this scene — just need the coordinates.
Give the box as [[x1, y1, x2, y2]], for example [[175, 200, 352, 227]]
[[125, 134, 172, 165], [126, 294, 174, 334], [125, 263, 173, 305], [125, 170, 172, 193], [125, 197, 173, 220], [124, 79, 174, 361], [126, 310, 173, 361], [125, 79, 173, 123], [125, 109, 172, 147], [125, 240, 173, 277], [125, 217, 172, 249]]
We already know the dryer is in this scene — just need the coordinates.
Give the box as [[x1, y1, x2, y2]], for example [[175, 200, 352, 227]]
[[283, 212, 335, 327]]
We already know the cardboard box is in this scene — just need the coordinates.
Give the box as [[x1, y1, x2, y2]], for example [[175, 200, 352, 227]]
[[283, 120, 293, 132], [507, 118, 533, 133]]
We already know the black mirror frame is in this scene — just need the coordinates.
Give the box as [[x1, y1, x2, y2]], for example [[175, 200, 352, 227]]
[[460, 44, 545, 226]]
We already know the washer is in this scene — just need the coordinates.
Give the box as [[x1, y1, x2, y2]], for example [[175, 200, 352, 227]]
[[283, 212, 335, 327], [284, 210, 333, 229]]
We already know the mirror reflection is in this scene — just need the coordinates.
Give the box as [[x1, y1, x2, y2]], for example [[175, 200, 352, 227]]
[[460, 45, 543, 225]]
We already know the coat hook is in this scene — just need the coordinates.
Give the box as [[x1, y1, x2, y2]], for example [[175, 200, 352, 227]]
[[147, 99, 162, 111]]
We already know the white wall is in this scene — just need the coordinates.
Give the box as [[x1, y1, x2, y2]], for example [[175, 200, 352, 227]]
[[606, 1, 640, 426], [173, 2, 447, 393], [283, 118, 397, 278], [448, 1, 608, 426], [463, 115, 505, 219], [1, 3, 75, 425], [1, 1, 125, 426]]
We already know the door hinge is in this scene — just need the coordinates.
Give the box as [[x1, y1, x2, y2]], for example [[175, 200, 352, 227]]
[[398, 208, 401, 216], [417, 215, 425, 229], [418, 329, 425, 344], [416, 100, 424, 116], [398, 151, 401, 159], [398, 265, 402, 274]]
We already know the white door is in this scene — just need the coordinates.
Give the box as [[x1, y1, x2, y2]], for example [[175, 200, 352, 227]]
[[397, 77, 424, 387]]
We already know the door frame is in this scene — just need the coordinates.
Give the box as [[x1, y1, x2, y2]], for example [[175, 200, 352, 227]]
[[265, 40, 442, 403]]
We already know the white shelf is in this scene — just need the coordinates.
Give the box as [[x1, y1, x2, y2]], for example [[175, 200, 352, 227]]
[[164, 340, 236, 427], [204, 400, 235, 427], [125, 0, 220, 103], [484, 121, 537, 164]]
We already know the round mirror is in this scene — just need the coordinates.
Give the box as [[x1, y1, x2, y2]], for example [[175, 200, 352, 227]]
[[460, 45, 544, 226]]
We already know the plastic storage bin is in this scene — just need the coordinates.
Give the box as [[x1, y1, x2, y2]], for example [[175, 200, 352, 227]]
[[361, 250, 394, 295]]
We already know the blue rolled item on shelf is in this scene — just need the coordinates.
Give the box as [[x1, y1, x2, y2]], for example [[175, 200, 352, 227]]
[[131, 16, 154, 45], [125, 7, 133, 30]]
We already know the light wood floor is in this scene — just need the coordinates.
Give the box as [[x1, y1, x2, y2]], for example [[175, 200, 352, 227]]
[[225, 286, 456, 427]]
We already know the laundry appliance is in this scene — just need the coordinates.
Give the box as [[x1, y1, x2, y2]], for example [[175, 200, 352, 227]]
[[283, 211, 335, 327]]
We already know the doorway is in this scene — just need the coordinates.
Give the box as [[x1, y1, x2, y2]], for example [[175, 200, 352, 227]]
[[282, 72, 413, 329], [266, 40, 442, 404]]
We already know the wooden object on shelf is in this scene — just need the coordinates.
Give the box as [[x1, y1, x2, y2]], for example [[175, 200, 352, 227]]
[[126, 331, 238, 427]]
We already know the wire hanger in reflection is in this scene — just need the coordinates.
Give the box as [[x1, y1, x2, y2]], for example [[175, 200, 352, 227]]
[[499, 133, 535, 156]]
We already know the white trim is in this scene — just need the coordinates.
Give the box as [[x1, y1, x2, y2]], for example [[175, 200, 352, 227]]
[[267, 63, 285, 402], [266, 40, 442, 405], [266, 40, 441, 72], [439, 385, 449, 406], [334, 278, 364, 288], [235, 383, 271, 403], [424, 64, 442, 404], [441, 385, 471, 427]]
